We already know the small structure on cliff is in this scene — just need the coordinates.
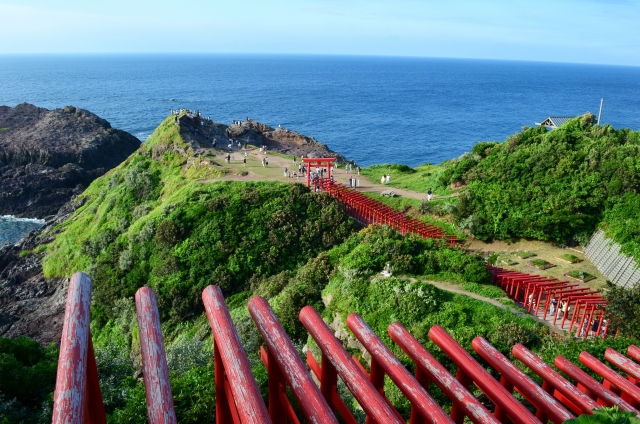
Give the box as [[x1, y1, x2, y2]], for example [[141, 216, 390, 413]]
[[535, 116, 575, 129]]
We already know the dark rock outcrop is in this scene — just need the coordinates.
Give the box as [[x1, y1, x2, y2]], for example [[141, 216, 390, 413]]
[[0, 103, 140, 218], [0, 197, 84, 344], [176, 113, 346, 162]]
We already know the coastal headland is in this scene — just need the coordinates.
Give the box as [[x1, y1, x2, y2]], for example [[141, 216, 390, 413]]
[[0, 103, 141, 218]]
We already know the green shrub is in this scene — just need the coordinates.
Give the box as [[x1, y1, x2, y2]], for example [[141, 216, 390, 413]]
[[565, 406, 639, 424], [0, 337, 58, 423], [452, 115, 640, 251]]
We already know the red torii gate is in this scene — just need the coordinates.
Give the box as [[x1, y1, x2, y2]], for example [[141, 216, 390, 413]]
[[302, 157, 335, 188]]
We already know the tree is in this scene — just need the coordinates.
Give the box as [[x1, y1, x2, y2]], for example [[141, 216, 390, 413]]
[[603, 283, 640, 339]]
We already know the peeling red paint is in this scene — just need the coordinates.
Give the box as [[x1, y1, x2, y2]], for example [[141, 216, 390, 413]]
[[135, 287, 177, 424], [202, 285, 271, 424], [249, 296, 338, 424]]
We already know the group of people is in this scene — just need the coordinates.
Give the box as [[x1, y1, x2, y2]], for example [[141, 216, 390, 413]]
[[526, 296, 609, 337], [380, 174, 391, 185], [283, 167, 301, 181]]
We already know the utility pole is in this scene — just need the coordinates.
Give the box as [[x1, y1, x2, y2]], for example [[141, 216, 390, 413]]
[[597, 98, 604, 125]]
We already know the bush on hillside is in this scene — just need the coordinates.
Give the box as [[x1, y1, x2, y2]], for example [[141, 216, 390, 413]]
[[87, 182, 355, 326], [0, 337, 58, 423], [451, 114, 640, 252]]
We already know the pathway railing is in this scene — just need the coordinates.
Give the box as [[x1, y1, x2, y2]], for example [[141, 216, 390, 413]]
[[53, 273, 638, 423]]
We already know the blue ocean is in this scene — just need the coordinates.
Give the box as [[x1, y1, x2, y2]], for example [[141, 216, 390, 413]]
[[1, 54, 639, 245], [1, 55, 639, 167]]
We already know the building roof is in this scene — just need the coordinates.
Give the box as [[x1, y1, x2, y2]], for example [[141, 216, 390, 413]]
[[535, 116, 575, 128]]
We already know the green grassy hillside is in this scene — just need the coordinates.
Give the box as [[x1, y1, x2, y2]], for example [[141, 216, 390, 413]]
[[452, 115, 640, 255], [364, 115, 640, 261]]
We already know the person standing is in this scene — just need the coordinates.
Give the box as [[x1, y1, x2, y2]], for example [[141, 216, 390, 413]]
[[284, 167, 288, 177], [265, 157, 269, 167], [381, 174, 386, 185], [385, 174, 390, 185], [427, 188, 433, 202]]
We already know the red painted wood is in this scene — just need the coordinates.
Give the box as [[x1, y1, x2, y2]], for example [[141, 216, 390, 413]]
[[513, 345, 600, 414], [299, 306, 403, 424], [249, 296, 338, 423], [472, 337, 573, 424], [202, 285, 271, 424], [347, 313, 454, 424], [52, 272, 97, 424], [429, 325, 541, 424], [135, 287, 177, 424]]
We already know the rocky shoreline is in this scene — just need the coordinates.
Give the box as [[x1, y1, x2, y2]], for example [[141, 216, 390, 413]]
[[0, 197, 85, 344]]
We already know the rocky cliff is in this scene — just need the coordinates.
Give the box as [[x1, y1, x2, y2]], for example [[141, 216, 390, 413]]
[[0, 103, 140, 218], [176, 113, 346, 162], [0, 198, 84, 344]]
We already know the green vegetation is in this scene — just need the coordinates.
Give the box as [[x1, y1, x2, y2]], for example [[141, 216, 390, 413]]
[[568, 270, 595, 281], [0, 337, 58, 423], [362, 193, 465, 241], [0, 128, 9, 133], [565, 406, 640, 424], [515, 251, 536, 259], [360, 163, 452, 195], [603, 283, 640, 339], [6, 114, 640, 421], [18, 250, 30, 258], [530, 258, 554, 269], [558, 253, 582, 263], [447, 114, 640, 259]]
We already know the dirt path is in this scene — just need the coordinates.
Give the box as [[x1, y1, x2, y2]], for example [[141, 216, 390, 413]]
[[407, 277, 565, 334], [198, 147, 434, 200]]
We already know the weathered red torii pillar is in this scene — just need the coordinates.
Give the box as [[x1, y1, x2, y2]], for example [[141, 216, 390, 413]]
[[302, 157, 336, 188]]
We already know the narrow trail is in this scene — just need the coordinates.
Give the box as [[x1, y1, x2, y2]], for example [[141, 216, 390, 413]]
[[407, 277, 565, 334]]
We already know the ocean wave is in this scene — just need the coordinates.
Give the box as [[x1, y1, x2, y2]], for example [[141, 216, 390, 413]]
[[0, 216, 46, 247], [1, 215, 46, 224]]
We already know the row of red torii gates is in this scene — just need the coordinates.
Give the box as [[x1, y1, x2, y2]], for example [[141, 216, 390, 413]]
[[302, 157, 460, 245], [487, 265, 609, 338], [53, 273, 639, 423]]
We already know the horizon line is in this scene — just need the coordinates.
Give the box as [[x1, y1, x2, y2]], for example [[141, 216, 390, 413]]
[[0, 52, 638, 69]]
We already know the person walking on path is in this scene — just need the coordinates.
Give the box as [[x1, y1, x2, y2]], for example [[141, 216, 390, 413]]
[[262, 158, 265, 167], [427, 188, 433, 202], [357, 166, 360, 175], [381, 174, 386, 185], [385, 174, 390, 185], [243, 157, 247, 166], [265, 157, 269, 167], [284, 167, 288, 177], [226, 153, 231, 164]]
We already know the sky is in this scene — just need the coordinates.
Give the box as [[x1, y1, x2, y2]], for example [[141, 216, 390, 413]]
[[1, 0, 639, 66]]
